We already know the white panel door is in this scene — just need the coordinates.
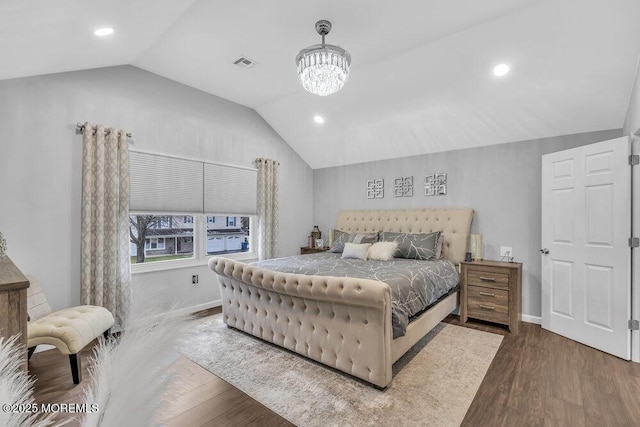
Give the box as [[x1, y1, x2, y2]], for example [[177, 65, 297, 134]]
[[541, 137, 631, 359]]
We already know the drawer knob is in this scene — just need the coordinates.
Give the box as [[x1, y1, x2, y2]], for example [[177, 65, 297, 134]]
[[479, 292, 495, 297], [479, 277, 496, 282], [479, 304, 495, 311]]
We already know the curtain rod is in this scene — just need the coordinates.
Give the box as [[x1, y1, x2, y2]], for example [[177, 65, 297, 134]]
[[76, 123, 133, 139]]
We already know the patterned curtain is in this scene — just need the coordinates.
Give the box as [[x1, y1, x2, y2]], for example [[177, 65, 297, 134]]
[[81, 122, 131, 326], [256, 158, 280, 260]]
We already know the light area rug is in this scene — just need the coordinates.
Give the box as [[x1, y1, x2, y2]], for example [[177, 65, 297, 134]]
[[182, 315, 503, 427]]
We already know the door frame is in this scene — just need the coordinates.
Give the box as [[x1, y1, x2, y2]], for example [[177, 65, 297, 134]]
[[633, 132, 640, 362]]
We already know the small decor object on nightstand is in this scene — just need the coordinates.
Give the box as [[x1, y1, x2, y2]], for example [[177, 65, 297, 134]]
[[0, 231, 6, 258], [315, 239, 324, 248], [311, 226, 321, 240], [469, 233, 483, 261]]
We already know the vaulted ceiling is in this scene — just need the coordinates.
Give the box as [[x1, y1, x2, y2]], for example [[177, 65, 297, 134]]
[[3, 0, 640, 169]]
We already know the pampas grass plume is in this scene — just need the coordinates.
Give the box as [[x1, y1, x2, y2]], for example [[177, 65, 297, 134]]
[[79, 308, 190, 427], [0, 336, 55, 427]]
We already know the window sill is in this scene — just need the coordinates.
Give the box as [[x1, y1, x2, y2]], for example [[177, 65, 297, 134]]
[[131, 252, 258, 275]]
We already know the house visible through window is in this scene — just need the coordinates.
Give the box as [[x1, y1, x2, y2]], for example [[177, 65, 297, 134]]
[[130, 215, 194, 264], [150, 217, 171, 229], [129, 214, 252, 264], [206, 215, 250, 256]]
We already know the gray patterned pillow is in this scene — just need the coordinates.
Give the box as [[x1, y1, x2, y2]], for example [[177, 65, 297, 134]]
[[435, 233, 444, 259], [380, 231, 441, 260], [330, 230, 378, 253]]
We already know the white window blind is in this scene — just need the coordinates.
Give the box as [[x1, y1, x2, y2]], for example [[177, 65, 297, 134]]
[[129, 151, 257, 215], [204, 163, 257, 215]]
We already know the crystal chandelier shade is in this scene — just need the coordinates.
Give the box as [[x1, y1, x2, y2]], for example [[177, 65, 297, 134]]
[[296, 20, 351, 96]]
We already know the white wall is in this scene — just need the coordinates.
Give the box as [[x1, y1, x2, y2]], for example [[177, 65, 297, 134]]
[[313, 129, 622, 321], [0, 65, 313, 313]]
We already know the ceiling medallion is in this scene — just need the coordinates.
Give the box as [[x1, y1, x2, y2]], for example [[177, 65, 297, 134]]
[[296, 20, 351, 96]]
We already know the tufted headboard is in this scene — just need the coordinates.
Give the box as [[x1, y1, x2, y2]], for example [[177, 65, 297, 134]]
[[334, 208, 474, 265]]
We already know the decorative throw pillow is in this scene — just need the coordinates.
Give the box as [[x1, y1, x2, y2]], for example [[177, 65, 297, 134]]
[[367, 241, 399, 261], [379, 231, 440, 260], [341, 243, 371, 260], [435, 233, 445, 260], [329, 230, 350, 252], [330, 230, 378, 253]]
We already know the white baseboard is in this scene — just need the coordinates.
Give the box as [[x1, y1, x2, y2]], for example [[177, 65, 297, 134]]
[[163, 300, 222, 318], [131, 300, 222, 327], [521, 314, 542, 325]]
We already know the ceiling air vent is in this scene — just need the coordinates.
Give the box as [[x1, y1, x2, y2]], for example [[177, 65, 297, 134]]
[[233, 56, 258, 69]]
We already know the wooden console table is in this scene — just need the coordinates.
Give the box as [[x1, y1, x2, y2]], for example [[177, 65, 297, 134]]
[[0, 256, 30, 370]]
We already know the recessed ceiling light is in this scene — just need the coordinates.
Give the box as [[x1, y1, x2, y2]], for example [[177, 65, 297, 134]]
[[493, 64, 510, 77], [314, 115, 325, 124], [94, 27, 114, 37]]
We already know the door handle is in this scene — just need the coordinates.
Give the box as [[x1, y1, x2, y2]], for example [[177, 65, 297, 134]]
[[540, 248, 549, 255]]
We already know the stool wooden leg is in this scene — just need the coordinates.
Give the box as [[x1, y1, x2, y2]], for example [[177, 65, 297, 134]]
[[69, 353, 82, 384]]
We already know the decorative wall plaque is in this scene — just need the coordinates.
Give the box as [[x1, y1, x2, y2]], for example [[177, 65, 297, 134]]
[[394, 176, 413, 197], [366, 178, 384, 199], [425, 173, 447, 196]]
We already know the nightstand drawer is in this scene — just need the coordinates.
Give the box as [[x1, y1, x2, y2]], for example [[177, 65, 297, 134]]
[[467, 270, 510, 290], [467, 286, 509, 324], [467, 285, 508, 307]]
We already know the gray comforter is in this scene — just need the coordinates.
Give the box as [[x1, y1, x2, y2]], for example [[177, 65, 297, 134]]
[[252, 253, 459, 338]]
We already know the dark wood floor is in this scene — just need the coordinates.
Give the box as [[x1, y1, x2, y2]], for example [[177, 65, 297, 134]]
[[29, 309, 640, 426]]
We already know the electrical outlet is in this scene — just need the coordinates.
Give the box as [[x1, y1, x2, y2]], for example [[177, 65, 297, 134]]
[[500, 246, 512, 258], [192, 274, 199, 285]]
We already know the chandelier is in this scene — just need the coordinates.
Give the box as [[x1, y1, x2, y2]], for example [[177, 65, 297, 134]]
[[296, 20, 351, 96]]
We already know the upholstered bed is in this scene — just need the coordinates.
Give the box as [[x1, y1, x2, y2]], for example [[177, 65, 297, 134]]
[[208, 208, 474, 388]]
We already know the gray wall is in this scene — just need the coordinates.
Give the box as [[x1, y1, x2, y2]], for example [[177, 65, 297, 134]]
[[0, 65, 313, 313], [313, 129, 622, 319]]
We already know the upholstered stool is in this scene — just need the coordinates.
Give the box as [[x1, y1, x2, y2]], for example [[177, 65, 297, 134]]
[[26, 277, 115, 384]]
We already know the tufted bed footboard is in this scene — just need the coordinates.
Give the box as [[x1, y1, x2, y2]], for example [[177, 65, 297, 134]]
[[209, 257, 394, 387]]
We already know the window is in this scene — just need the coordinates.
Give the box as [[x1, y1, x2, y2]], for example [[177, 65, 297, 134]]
[[145, 237, 165, 250], [128, 151, 257, 269], [130, 215, 193, 264], [129, 214, 253, 265], [206, 216, 251, 256]]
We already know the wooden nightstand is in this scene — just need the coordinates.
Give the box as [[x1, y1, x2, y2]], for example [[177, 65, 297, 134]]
[[300, 246, 329, 255], [460, 260, 522, 333]]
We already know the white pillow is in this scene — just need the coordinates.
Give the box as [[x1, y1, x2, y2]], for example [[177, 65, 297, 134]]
[[341, 242, 371, 260], [367, 241, 399, 261]]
